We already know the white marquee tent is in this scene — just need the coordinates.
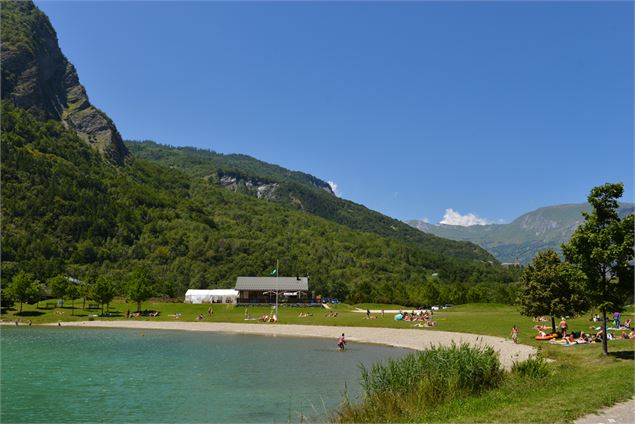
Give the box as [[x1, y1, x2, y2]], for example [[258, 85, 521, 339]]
[[184, 289, 239, 304]]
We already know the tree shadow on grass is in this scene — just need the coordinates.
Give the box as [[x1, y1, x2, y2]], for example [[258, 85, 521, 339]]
[[608, 350, 634, 360], [15, 311, 46, 317]]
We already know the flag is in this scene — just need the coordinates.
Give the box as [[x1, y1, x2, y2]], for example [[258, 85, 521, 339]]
[[271, 268, 278, 277]]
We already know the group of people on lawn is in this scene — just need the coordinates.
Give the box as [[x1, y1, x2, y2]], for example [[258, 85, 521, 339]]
[[126, 309, 160, 318], [530, 314, 634, 345]]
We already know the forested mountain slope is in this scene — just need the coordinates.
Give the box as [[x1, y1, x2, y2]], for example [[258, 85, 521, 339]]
[[1, 0, 519, 304], [127, 140, 494, 263], [1, 104, 518, 302]]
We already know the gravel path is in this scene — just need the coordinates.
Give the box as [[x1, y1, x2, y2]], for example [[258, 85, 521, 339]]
[[54, 320, 535, 369], [575, 397, 635, 424]]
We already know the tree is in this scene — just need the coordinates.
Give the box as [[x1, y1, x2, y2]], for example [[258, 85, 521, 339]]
[[518, 250, 589, 333], [7, 271, 40, 313], [66, 283, 80, 316], [126, 268, 154, 312], [92, 276, 116, 316], [562, 183, 634, 355], [48, 275, 68, 305]]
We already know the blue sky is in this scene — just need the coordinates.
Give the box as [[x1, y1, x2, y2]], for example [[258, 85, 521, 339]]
[[37, 1, 633, 224]]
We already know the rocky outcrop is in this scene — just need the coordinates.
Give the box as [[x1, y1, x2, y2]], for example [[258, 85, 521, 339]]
[[218, 173, 279, 200], [1, 1, 128, 164]]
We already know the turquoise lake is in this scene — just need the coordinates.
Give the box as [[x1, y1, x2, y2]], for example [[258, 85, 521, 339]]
[[1, 327, 409, 423]]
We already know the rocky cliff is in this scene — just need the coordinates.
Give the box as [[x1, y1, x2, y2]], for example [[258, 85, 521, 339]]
[[1, 0, 128, 164]]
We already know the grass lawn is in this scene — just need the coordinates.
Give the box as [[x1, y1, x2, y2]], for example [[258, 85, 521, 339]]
[[3, 300, 633, 422]]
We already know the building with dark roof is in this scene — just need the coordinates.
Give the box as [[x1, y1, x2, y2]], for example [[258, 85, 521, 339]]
[[235, 276, 309, 304]]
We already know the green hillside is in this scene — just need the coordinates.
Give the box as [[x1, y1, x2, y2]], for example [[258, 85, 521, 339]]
[[1, 102, 518, 302], [127, 140, 494, 263]]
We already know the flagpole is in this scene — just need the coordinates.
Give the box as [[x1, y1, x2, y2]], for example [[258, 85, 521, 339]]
[[275, 259, 279, 322]]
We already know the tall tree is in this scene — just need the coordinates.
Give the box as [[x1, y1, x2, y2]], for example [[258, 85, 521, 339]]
[[66, 283, 80, 316], [562, 183, 634, 355], [7, 271, 40, 313], [518, 249, 588, 333], [48, 275, 69, 305], [127, 268, 154, 312], [92, 276, 116, 316]]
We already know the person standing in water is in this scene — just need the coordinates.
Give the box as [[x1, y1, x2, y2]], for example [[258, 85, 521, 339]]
[[337, 333, 347, 351]]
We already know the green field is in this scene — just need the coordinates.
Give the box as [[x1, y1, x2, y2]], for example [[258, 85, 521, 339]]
[[2, 300, 633, 422]]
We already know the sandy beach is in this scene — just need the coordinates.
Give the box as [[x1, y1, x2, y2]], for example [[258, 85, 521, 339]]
[[53, 320, 536, 369]]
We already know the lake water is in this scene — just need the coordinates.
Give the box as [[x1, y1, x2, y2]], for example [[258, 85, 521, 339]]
[[1, 326, 409, 423]]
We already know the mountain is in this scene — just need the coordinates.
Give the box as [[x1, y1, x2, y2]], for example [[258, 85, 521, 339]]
[[407, 203, 635, 264], [1, 0, 519, 306], [126, 140, 495, 263], [0, 1, 127, 164]]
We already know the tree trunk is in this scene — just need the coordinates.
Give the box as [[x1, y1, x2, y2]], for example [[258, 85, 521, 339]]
[[602, 308, 608, 356], [19, 302, 23, 313], [551, 316, 556, 334], [101, 303, 104, 316], [82, 296, 86, 310], [601, 274, 609, 356], [137, 301, 141, 313], [71, 299, 74, 316]]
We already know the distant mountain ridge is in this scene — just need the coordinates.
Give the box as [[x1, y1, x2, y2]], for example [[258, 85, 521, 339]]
[[407, 203, 635, 264]]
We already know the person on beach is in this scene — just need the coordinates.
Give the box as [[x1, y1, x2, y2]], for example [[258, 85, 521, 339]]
[[208, 306, 213, 316], [511, 325, 519, 343], [366, 309, 371, 319], [28, 320, 32, 326], [337, 333, 346, 351]]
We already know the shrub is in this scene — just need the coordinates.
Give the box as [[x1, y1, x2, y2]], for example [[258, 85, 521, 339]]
[[360, 342, 502, 401], [512, 355, 550, 379], [338, 343, 504, 422]]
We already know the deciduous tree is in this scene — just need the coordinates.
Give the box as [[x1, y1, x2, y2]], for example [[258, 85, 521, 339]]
[[48, 275, 68, 304], [562, 183, 634, 355], [127, 268, 154, 312], [92, 276, 116, 315], [518, 249, 588, 333], [7, 271, 40, 313]]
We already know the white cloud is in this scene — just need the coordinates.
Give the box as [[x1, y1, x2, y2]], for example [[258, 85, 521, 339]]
[[327, 181, 341, 197], [440, 208, 490, 226]]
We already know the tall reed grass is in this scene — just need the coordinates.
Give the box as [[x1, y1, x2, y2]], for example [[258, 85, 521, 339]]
[[337, 343, 504, 422], [511, 355, 550, 379]]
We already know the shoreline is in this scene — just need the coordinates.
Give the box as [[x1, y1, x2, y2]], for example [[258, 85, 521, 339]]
[[40, 320, 536, 369]]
